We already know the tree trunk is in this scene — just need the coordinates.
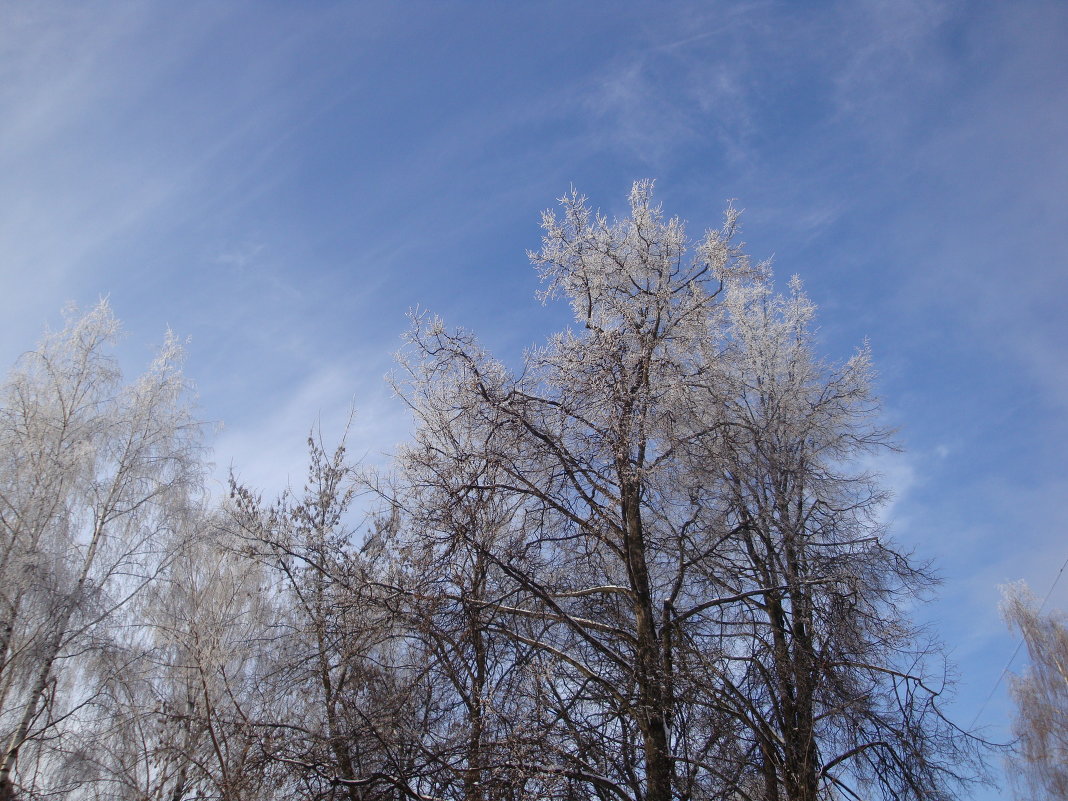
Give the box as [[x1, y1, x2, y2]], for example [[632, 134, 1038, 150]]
[[463, 555, 488, 801], [0, 514, 107, 799], [621, 479, 673, 801]]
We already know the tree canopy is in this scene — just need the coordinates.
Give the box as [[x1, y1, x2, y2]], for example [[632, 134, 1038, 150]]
[[0, 185, 991, 801]]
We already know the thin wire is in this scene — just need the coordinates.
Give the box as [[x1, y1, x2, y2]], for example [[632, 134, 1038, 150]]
[[1035, 556, 1068, 615], [970, 551, 1068, 730]]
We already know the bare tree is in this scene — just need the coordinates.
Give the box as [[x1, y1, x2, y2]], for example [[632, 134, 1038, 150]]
[[1002, 581, 1068, 800], [229, 433, 444, 801], [383, 387, 553, 800]]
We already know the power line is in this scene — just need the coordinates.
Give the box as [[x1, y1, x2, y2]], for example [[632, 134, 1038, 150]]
[[969, 551, 1068, 730]]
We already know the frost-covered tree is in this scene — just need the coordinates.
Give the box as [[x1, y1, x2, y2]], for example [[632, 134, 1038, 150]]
[[0, 302, 203, 801], [391, 182, 987, 801], [382, 380, 553, 800], [687, 276, 985, 801], [1002, 582, 1068, 800], [91, 512, 282, 801], [0, 190, 990, 801], [228, 434, 442, 801]]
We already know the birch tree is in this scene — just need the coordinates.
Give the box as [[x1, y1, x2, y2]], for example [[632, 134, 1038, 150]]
[[0, 302, 202, 801], [94, 513, 281, 801], [1002, 582, 1068, 800]]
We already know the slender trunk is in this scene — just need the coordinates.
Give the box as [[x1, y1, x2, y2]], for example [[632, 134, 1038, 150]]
[[195, 664, 233, 801], [166, 694, 197, 801], [0, 596, 22, 714], [0, 514, 107, 800], [314, 589, 360, 801], [167, 766, 188, 801], [464, 555, 488, 801], [0, 486, 66, 699]]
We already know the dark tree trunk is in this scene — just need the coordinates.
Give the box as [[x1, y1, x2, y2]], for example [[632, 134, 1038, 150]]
[[622, 478, 673, 801]]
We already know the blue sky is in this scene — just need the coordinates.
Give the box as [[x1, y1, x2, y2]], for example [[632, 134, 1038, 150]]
[[2, 1, 1066, 794]]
